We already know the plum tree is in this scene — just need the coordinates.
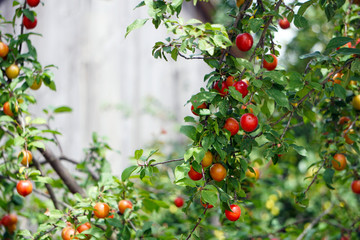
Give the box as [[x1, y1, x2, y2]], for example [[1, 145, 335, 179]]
[[0, 1, 359, 240]]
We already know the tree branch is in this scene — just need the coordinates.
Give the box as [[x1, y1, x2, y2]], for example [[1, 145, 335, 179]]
[[39, 148, 87, 197], [296, 204, 333, 240], [186, 207, 208, 240], [59, 156, 79, 164], [32, 158, 60, 209], [218, 0, 252, 66], [178, 52, 216, 60], [302, 159, 326, 197], [138, 158, 184, 167], [248, 0, 283, 63], [280, 111, 293, 139], [32, 188, 72, 209]]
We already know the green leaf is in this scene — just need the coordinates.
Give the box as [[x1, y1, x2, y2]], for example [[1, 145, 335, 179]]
[[235, 58, 254, 72], [213, 141, 227, 160], [198, 39, 214, 55], [28, 170, 41, 177], [201, 133, 215, 151], [143, 198, 168, 212], [324, 4, 336, 21], [323, 168, 334, 185], [303, 106, 317, 122], [263, 71, 286, 85], [251, 79, 262, 88], [180, 125, 197, 141], [33, 176, 54, 184], [53, 106, 72, 113], [287, 72, 304, 90], [336, 47, 360, 55], [204, 59, 220, 69], [99, 171, 114, 189], [294, 15, 307, 28], [134, 1, 145, 9], [298, 0, 315, 16], [184, 148, 193, 161], [299, 51, 322, 59], [28, 141, 45, 149], [186, 18, 202, 25], [218, 100, 229, 116], [125, 19, 149, 38], [0, 115, 15, 123], [228, 86, 244, 102], [248, 18, 264, 33], [261, 98, 275, 117], [175, 164, 197, 187], [171, 48, 179, 61], [48, 209, 64, 219], [201, 188, 217, 206], [135, 149, 143, 160], [325, 37, 353, 50], [190, 91, 217, 107], [14, 136, 25, 146], [22, 9, 35, 22], [30, 118, 47, 125], [184, 116, 196, 123], [193, 147, 205, 163], [290, 144, 307, 156], [351, 59, 360, 74], [213, 35, 231, 48], [17, 230, 32, 237], [106, 218, 123, 228], [121, 165, 138, 182], [266, 88, 289, 108], [175, 177, 197, 187], [334, 84, 346, 99], [174, 164, 190, 182], [309, 81, 322, 91]]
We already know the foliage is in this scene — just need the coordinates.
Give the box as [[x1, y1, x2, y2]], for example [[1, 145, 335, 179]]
[[0, 0, 359, 240]]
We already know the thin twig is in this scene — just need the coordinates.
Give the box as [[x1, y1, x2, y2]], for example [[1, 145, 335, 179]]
[[289, 121, 304, 129], [248, 0, 283, 64], [178, 52, 216, 60], [342, 115, 358, 136], [33, 188, 72, 209], [270, 111, 290, 126], [322, 219, 351, 234], [18, 1, 26, 58], [138, 158, 184, 167], [296, 204, 333, 240], [186, 207, 209, 240], [302, 159, 326, 197], [280, 111, 293, 139], [63, 153, 100, 181], [46, 123, 64, 155], [0, 125, 15, 138], [59, 156, 79, 164], [128, 220, 137, 232], [281, 2, 295, 13], [32, 158, 60, 209], [218, 0, 252, 66]]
